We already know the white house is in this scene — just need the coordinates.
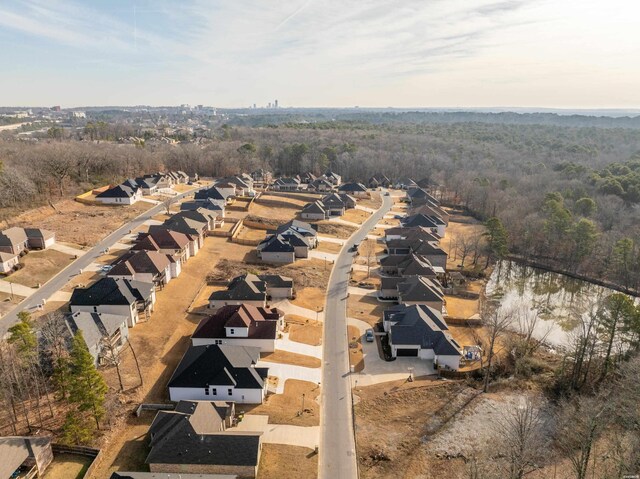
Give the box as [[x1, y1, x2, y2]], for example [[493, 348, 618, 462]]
[[0, 252, 19, 273], [95, 184, 143, 205], [168, 344, 269, 404], [383, 304, 462, 370]]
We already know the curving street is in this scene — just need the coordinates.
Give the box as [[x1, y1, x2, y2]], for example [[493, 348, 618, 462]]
[[319, 191, 393, 479]]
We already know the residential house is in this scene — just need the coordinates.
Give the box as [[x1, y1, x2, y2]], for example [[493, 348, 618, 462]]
[[150, 215, 207, 256], [368, 174, 391, 188], [108, 250, 173, 287], [133, 177, 159, 195], [70, 277, 156, 328], [378, 252, 437, 277], [145, 400, 260, 478], [301, 201, 328, 220], [272, 177, 301, 191], [307, 178, 333, 193], [0, 227, 29, 255], [320, 193, 346, 216], [257, 234, 296, 263], [251, 168, 272, 184], [321, 170, 342, 186], [174, 208, 219, 232], [396, 276, 445, 311], [274, 220, 318, 248], [24, 228, 56, 250], [406, 187, 439, 207], [385, 238, 448, 269], [96, 184, 143, 205], [195, 186, 234, 205], [383, 304, 462, 369], [299, 172, 315, 184], [208, 273, 294, 309], [338, 193, 357, 209], [65, 311, 130, 366], [215, 176, 253, 197], [401, 214, 446, 238], [338, 182, 369, 198], [410, 203, 450, 225], [384, 226, 440, 244], [394, 177, 418, 190], [0, 436, 53, 479], [132, 230, 191, 277], [0, 252, 19, 273], [168, 344, 269, 403], [192, 304, 284, 352], [181, 198, 226, 220]]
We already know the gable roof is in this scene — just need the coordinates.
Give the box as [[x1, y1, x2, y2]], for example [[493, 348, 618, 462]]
[[209, 274, 266, 302], [195, 187, 229, 201], [302, 201, 326, 215], [0, 436, 51, 478], [0, 251, 18, 263], [96, 184, 138, 199], [70, 277, 153, 306], [401, 214, 446, 229], [24, 228, 55, 240], [338, 182, 367, 193], [193, 305, 281, 340], [397, 276, 444, 303], [142, 229, 190, 250], [384, 304, 461, 356], [259, 234, 296, 253], [66, 311, 128, 349], [0, 227, 28, 246], [320, 193, 345, 208], [275, 219, 317, 237], [168, 344, 267, 390], [108, 250, 170, 277]]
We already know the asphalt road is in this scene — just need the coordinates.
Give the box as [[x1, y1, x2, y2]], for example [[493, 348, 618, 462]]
[[319, 191, 393, 479], [0, 186, 204, 336]]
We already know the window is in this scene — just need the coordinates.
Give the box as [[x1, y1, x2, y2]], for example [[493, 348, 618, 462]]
[[214, 339, 222, 345], [204, 388, 209, 396], [93, 306, 98, 313], [212, 388, 217, 395], [230, 329, 235, 335], [228, 388, 232, 396]]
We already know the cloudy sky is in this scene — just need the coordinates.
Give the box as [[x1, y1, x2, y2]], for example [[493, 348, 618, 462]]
[[0, 0, 638, 108]]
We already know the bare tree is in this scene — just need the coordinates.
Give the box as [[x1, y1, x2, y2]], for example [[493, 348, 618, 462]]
[[494, 398, 548, 479], [99, 338, 124, 391], [482, 300, 514, 393], [362, 239, 377, 278], [162, 194, 177, 215]]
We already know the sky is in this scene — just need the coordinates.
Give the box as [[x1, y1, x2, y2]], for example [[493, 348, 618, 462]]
[[1, 0, 639, 108]]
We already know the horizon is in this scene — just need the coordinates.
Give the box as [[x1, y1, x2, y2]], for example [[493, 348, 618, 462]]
[[1, 0, 639, 108]]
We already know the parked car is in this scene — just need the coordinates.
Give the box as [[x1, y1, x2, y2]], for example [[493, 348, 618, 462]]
[[99, 264, 113, 274], [365, 329, 375, 342]]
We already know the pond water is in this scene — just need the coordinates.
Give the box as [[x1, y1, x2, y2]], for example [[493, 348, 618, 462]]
[[485, 260, 620, 347]]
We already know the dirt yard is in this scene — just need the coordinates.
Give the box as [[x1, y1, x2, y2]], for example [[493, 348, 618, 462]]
[[347, 294, 385, 327], [316, 241, 343, 254], [445, 295, 479, 319], [243, 379, 320, 427], [261, 350, 321, 368], [2, 199, 151, 247], [236, 224, 268, 242], [258, 444, 318, 479], [442, 216, 487, 270], [359, 192, 382, 209], [292, 287, 326, 310], [341, 208, 371, 224], [315, 222, 357, 239], [4, 249, 74, 288], [42, 453, 94, 479], [0, 291, 24, 316], [355, 379, 478, 479], [250, 194, 305, 221], [288, 319, 322, 346]]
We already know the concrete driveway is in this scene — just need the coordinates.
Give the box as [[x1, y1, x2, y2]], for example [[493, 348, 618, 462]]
[[232, 414, 320, 449], [276, 334, 322, 359], [257, 361, 321, 394]]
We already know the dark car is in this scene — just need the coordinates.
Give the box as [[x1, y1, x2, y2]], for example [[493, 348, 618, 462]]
[[365, 329, 375, 342]]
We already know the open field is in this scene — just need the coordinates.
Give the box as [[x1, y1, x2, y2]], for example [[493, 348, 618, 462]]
[[2, 199, 151, 247], [243, 379, 320, 427], [347, 293, 385, 327], [261, 350, 321, 368], [258, 444, 318, 479], [4, 249, 74, 288]]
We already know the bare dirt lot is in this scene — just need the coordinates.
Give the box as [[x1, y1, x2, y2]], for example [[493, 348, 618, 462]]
[[4, 249, 74, 288], [316, 241, 343, 254], [243, 379, 320, 427], [3, 199, 151, 247], [348, 325, 364, 372], [258, 444, 318, 479], [341, 208, 371, 224], [355, 379, 478, 479], [442, 216, 487, 270], [236, 224, 267, 242], [445, 295, 479, 319], [291, 287, 326, 311], [315, 222, 357, 239], [359, 191, 382, 209]]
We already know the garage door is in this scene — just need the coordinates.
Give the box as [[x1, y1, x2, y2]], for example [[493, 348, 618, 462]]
[[396, 348, 418, 357]]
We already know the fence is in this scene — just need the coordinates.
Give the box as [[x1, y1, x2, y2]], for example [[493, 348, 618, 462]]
[[51, 443, 102, 478], [74, 190, 102, 206], [208, 217, 240, 237], [262, 191, 323, 203], [444, 316, 483, 326]]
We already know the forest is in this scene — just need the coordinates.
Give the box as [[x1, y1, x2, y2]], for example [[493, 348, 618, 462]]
[[4, 114, 638, 291]]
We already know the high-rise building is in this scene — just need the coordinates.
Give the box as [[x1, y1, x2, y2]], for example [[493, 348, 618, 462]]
[[275, 99, 278, 108]]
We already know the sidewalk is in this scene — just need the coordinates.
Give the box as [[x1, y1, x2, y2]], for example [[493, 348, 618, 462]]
[[50, 243, 86, 256]]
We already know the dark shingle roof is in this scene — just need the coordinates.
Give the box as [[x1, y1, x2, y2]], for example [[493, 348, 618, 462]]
[[193, 305, 281, 340], [168, 344, 267, 390], [96, 184, 138, 199], [209, 274, 266, 302], [70, 277, 152, 306], [397, 276, 443, 303], [259, 235, 295, 253]]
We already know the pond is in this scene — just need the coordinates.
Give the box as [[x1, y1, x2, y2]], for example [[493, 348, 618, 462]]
[[485, 260, 620, 347]]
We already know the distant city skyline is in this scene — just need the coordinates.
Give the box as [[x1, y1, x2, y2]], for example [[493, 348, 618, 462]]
[[1, 0, 639, 108]]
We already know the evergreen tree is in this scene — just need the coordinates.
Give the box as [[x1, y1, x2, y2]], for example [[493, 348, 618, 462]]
[[597, 293, 636, 382], [68, 331, 108, 429], [8, 311, 37, 359], [60, 411, 93, 445], [484, 217, 509, 267]]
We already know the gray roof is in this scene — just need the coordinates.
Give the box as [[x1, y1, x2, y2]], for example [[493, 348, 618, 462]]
[[385, 304, 461, 356], [397, 276, 443, 303], [0, 227, 28, 246], [0, 436, 51, 478], [70, 277, 153, 306], [66, 311, 127, 350], [302, 201, 326, 215]]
